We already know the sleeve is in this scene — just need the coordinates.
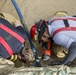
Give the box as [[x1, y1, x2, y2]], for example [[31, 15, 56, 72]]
[[62, 42, 76, 65]]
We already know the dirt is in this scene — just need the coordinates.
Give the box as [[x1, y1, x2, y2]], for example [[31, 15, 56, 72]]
[[0, 0, 76, 29], [0, 0, 76, 67]]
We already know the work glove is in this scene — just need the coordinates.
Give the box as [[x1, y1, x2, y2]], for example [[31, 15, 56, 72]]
[[48, 60, 72, 66], [48, 60, 62, 66]]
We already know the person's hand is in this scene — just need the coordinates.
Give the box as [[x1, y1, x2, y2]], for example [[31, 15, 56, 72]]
[[48, 60, 62, 66], [13, 20, 23, 27]]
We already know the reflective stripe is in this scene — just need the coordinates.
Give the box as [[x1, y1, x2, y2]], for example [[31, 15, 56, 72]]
[[50, 18, 76, 24], [10, 55, 14, 60], [13, 55, 17, 61], [0, 24, 25, 43], [53, 27, 76, 37], [0, 36, 13, 56], [9, 55, 17, 61]]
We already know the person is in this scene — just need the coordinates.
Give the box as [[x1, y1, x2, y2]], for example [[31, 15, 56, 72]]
[[30, 11, 76, 66], [30, 20, 53, 61], [30, 20, 68, 61], [0, 13, 35, 64]]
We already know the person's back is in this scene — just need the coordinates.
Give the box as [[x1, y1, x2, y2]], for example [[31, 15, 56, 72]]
[[48, 16, 76, 49]]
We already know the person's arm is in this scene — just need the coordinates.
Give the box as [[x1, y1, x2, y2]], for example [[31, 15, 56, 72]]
[[48, 42, 76, 66], [14, 20, 23, 27], [62, 42, 76, 65]]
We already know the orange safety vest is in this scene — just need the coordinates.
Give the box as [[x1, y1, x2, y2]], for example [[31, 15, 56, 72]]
[[42, 41, 51, 56]]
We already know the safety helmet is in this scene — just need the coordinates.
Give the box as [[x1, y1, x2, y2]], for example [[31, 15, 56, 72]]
[[30, 25, 37, 40], [30, 20, 48, 43]]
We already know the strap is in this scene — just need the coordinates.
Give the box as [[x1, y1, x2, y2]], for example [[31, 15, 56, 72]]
[[0, 36, 13, 56], [0, 23, 25, 43], [52, 27, 76, 37], [63, 19, 69, 27], [50, 17, 76, 24]]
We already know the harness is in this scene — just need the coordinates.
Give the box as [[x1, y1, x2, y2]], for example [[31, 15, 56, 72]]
[[0, 18, 26, 58], [50, 17, 76, 37]]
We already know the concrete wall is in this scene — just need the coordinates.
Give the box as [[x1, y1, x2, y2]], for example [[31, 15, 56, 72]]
[[0, 0, 76, 29]]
